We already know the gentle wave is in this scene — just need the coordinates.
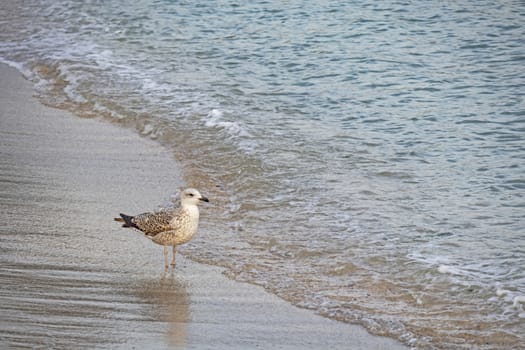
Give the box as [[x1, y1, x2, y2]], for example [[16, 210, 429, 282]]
[[1, 0, 524, 349]]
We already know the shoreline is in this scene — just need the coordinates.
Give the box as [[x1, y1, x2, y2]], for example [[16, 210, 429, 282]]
[[0, 62, 408, 349]]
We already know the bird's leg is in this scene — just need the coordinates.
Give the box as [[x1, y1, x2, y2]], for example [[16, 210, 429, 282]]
[[163, 245, 169, 270], [171, 245, 177, 267]]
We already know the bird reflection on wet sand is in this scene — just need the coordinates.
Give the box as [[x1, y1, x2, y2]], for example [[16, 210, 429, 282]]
[[133, 272, 190, 348]]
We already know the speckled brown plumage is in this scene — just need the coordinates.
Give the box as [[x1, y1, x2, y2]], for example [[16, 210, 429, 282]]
[[129, 209, 174, 235], [115, 188, 209, 268]]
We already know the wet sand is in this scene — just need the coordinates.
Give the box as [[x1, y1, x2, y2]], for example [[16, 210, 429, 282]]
[[0, 63, 408, 349]]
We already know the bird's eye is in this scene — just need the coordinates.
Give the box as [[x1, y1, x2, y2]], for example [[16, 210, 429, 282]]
[[188, 193, 194, 197]]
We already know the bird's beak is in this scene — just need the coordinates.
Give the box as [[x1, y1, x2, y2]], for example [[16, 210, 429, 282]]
[[200, 196, 209, 203]]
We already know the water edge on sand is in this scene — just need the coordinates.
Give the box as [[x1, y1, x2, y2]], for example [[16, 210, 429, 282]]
[[0, 63, 408, 349]]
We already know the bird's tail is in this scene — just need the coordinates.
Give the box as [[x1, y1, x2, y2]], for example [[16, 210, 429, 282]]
[[114, 213, 139, 229]]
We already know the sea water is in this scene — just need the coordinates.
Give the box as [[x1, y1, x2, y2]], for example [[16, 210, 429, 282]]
[[1, 1, 524, 348]]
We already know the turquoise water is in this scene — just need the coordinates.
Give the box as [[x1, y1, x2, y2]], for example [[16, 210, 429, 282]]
[[1, 1, 524, 348]]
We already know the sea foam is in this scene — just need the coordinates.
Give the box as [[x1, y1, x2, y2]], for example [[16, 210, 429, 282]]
[[437, 265, 462, 275], [204, 109, 257, 153], [205, 109, 248, 136]]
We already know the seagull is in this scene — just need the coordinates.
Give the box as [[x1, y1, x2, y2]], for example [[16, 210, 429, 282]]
[[114, 188, 209, 269]]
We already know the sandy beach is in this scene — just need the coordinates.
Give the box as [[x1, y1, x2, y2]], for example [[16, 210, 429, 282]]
[[0, 63, 408, 349]]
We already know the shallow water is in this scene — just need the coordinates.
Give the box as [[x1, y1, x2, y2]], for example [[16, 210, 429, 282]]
[[1, 1, 524, 348], [2, 76, 397, 350]]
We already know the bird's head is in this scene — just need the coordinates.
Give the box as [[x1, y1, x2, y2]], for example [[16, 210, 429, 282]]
[[180, 188, 209, 206]]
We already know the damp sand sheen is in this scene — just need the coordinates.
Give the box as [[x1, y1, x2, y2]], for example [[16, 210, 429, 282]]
[[1, 2, 523, 347], [0, 64, 408, 349]]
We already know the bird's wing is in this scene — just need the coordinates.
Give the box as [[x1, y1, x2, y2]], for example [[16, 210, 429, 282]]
[[167, 207, 191, 230], [132, 210, 173, 235]]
